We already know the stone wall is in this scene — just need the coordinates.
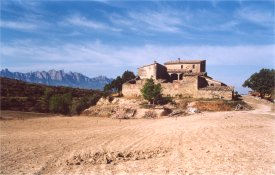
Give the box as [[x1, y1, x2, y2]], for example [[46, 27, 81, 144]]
[[165, 63, 202, 73], [196, 89, 233, 100], [122, 76, 233, 100], [122, 80, 144, 97], [138, 63, 169, 80], [138, 64, 156, 79], [198, 76, 223, 88], [162, 76, 198, 97]]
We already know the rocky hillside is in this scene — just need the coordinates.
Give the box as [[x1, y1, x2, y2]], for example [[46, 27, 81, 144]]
[[0, 69, 112, 90]]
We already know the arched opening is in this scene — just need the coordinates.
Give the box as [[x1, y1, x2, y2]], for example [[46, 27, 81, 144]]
[[170, 73, 178, 81], [179, 73, 183, 80]]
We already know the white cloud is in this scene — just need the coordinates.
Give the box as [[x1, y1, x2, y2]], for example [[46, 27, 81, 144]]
[[2, 41, 274, 74], [65, 14, 121, 32], [0, 20, 37, 30], [235, 6, 274, 26], [110, 9, 186, 33]]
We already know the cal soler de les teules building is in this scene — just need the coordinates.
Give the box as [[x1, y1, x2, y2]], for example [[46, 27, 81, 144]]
[[122, 59, 234, 100]]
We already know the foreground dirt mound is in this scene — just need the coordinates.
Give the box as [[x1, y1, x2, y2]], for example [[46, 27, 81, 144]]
[[189, 100, 252, 111], [66, 147, 171, 166], [82, 97, 252, 119], [82, 97, 173, 119]]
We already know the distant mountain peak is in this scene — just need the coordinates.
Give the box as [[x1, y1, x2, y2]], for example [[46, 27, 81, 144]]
[[0, 69, 113, 90]]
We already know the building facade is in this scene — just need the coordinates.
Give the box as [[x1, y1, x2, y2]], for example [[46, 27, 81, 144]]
[[122, 59, 234, 100]]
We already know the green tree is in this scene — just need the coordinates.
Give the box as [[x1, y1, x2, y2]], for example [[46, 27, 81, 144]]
[[71, 97, 88, 115], [49, 93, 72, 115], [104, 83, 112, 92], [243, 68, 275, 97], [122, 70, 135, 83], [43, 88, 54, 101], [41, 88, 54, 112], [140, 78, 162, 104], [111, 76, 123, 92], [104, 71, 135, 93], [71, 93, 102, 115]]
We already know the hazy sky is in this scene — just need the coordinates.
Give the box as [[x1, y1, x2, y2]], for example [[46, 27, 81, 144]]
[[1, 0, 274, 93]]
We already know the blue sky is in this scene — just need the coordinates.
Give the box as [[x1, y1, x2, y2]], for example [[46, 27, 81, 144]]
[[1, 0, 274, 93]]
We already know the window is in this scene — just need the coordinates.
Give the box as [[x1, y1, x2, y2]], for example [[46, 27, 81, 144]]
[[181, 65, 183, 69], [192, 64, 195, 69], [210, 83, 214, 86]]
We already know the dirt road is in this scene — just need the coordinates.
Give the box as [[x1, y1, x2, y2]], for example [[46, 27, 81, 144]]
[[0, 96, 274, 174]]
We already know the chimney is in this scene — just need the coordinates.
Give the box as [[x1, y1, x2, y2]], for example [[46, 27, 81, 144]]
[[154, 60, 157, 64]]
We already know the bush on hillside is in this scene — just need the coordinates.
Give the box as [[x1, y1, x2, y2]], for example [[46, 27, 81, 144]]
[[71, 94, 102, 115], [49, 93, 72, 115]]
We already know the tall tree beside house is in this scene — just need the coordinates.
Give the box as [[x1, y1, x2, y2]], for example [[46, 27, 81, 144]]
[[103, 83, 112, 92], [122, 70, 136, 83], [112, 76, 123, 92], [243, 68, 275, 98], [140, 78, 162, 104], [104, 70, 135, 93]]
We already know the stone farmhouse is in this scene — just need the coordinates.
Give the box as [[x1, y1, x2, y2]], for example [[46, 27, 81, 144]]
[[122, 59, 234, 100]]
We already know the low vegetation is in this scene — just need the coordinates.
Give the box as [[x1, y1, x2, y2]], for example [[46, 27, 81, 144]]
[[1, 77, 104, 115]]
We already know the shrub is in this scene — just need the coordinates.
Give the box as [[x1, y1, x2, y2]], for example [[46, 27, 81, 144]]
[[71, 93, 102, 115], [140, 78, 162, 104], [156, 96, 173, 105], [49, 93, 72, 115], [143, 110, 157, 118]]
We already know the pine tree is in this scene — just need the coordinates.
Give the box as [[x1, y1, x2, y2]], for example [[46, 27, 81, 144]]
[[140, 78, 162, 104]]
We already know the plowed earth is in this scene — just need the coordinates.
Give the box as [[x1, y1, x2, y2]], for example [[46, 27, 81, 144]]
[[0, 96, 274, 174]]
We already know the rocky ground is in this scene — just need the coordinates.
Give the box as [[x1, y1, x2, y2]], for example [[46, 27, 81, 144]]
[[0, 96, 274, 174]]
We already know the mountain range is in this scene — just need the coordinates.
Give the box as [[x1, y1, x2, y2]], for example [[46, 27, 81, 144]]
[[0, 69, 113, 90]]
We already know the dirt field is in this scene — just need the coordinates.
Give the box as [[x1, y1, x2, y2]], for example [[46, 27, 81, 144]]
[[0, 96, 274, 174]]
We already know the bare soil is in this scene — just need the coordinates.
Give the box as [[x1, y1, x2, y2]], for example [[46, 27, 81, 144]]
[[0, 96, 274, 174]]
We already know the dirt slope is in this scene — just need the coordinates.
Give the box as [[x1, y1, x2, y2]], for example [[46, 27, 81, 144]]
[[0, 96, 274, 174]]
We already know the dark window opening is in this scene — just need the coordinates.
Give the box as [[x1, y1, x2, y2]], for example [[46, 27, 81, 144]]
[[192, 64, 195, 69], [179, 74, 183, 80], [181, 65, 183, 69], [171, 74, 178, 81]]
